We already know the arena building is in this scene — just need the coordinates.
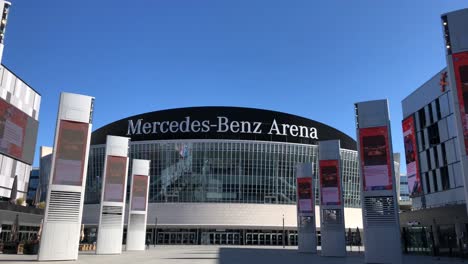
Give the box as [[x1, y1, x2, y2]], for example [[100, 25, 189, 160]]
[[81, 106, 364, 246]]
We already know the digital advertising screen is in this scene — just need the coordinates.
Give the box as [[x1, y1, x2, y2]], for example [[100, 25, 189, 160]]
[[52, 120, 89, 186], [319, 159, 341, 206], [359, 126, 392, 191], [402, 116, 422, 196], [131, 175, 148, 211], [322, 209, 340, 224], [0, 97, 38, 164], [452, 52, 468, 154], [297, 177, 313, 215], [103, 156, 128, 202]]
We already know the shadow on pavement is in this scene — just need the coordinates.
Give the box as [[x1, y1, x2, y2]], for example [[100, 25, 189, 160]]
[[218, 248, 362, 264]]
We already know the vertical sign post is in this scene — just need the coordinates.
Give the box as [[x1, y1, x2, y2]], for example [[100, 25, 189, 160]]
[[38, 92, 94, 261], [296, 163, 317, 253], [96, 135, 130, 254], [126, 159, 150, 251], [442, 9, 468, 214], [355, 99, 401, 264], [319, 140, 346, 257]]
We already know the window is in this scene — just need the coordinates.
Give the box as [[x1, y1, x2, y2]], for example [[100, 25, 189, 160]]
[[427, 124, 440, 146], [440, 166, 450, 190], [426, 150, 432, 170], [432, 171, 438, 192], [435, 98, 442, 120], [433, 147, 439, 168], [419, 109, 426, 130], [428, 104, 434, 124], [441, 143, 447, 165], [424, 172, 431, 193], [419, 131, 426, 151]]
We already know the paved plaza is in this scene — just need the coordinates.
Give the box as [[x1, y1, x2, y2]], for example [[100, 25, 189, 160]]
[[0, 245, 467, 264]]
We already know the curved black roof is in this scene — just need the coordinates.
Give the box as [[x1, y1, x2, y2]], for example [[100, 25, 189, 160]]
[[91, 106, 357, 150]]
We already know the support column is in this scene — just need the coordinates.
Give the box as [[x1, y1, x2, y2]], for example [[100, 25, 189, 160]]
[[126, 159, 150, 251], [318, 140, 346, 257], [355, 99, 402, 264], [38, 92, 94, 261], [96, 135, 130, 254], [296, 163, 317, 253]]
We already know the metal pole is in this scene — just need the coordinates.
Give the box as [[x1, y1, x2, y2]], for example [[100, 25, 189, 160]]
[[154, 217, 158, 247], [282, 214, 285, 248]]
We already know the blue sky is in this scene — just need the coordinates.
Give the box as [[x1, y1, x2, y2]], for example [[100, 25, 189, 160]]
[[2, 1, 467, 170]]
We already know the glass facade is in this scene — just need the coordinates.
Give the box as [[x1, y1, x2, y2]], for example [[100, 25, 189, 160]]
[[27, 168, 39, 201], [85, 140, 361, 208], [400, 175, 410, 202]]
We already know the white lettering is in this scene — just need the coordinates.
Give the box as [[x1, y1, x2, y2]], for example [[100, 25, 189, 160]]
[[230, 121, 240, 133], [253, 122, 262, 134], [240, 121, 251, 133], [180, 116, 190, 132], [299, 126, 309, 138], [217, 116, 229, 132], [201, 120, 210, 132], [309, 127, 318, 139], [169, 121, 179, 133], [142, 122, 152, 134], [160, 121, 169, 133], [281, 124, 290, 136], [289, 125, 298, 136], [268, 119, 280, 135], [191, 120, 201, 132], [127, 119, 143, 135], [152, 122, 160, 133]]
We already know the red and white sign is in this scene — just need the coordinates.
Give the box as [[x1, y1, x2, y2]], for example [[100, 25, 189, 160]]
[[402, 116, 422, 196], [452, 52, 468, 154], [319, 159, 341, 206], [297, 177, 314, 214], [131, 175, 148, 211], [103, 156, 128, 203], [359, 126, 392, 191], [0, 98, 27, 161], [52, 120, 89, 186]]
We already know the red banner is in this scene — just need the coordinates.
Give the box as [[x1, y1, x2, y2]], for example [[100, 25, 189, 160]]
[[359, 126, 392, 191], [452, 52, 468, 154], [0, 98, 27, 161], [53, 120, 89, 186], [319, 159, 341, 206], [131, 175, 148, 211], [296, 177, 314, 215], [402, 116, 422, 196], [103, 156, 127, 202]]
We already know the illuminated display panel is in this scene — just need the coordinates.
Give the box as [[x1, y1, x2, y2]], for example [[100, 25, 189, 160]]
[[359, 126, 392, 191], [131, 175, 148, 211], [319, 159, 341, 205], [297, 177, 314, 215], [103, 156, 127, 202], [0, 97, 38, 164], [52, 120, 89, 186], [402, 116, 421, 196], [452, 52, 468, 154]]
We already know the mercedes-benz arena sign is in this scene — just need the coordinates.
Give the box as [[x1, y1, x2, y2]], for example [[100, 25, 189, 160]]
[[91, 106, 356, 150]]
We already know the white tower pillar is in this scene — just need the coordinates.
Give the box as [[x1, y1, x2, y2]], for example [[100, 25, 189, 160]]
[[96, 135, 130, 254], [318, 140, 346, 257], [126, 159, 150, 251], [296, 163, 317, 253], [355, 99, 402, 264], [38, 92, 94, 261]]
